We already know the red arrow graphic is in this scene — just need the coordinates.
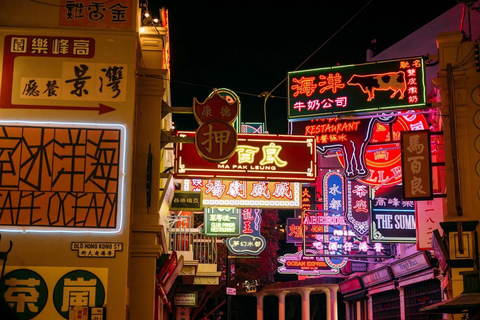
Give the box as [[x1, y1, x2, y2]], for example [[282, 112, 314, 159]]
[[0, 103, 115, 115]]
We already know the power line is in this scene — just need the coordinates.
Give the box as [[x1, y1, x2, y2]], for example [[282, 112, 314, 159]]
[[268, 0, 375, 97], [262, 0, 375, 132]]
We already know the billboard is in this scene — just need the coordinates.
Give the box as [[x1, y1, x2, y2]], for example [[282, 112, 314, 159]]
[[288, 57, 427, 120], [370, 185, 416, 243], [183, 179, 301, 209], [401, 130, 433, 200], [175, 132, 317, 182]]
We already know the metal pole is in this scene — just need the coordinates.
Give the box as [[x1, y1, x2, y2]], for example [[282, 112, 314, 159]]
[[226, 249, 232, 320]]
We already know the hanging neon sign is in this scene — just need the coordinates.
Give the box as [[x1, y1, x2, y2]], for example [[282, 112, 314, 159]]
[[175, 132, 317, 182], [183, 179, 301, 209], [226, 208, 266, 255], [288, 57, 427, 120], [290, 111, 429, 185]]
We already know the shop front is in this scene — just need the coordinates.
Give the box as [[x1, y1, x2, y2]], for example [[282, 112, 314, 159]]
[[361, 265, 398, 320], [390, 251, 442, 320], [339, 276, 368, 320]]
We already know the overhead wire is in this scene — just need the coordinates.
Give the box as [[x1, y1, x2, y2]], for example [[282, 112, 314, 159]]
[[262, 0, 375, 132]]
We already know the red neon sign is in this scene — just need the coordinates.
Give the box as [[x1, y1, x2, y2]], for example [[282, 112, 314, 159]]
[[175, 132, 317, 182]]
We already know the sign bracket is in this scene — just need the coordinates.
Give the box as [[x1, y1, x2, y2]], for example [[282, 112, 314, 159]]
[[161, 101, 193, 120], [161, 130, 193, 149]]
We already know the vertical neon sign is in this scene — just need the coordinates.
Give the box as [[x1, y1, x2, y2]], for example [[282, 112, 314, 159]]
[[322, 171, 348, 269]]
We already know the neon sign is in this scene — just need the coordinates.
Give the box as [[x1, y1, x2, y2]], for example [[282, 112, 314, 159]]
[[0, 120, 126, 234], [277, 249, 340, 276], [183, 179, 301, 209], [288, 57, 427, 120], [175, 132, 317, 182], [370, 185, 416, 243], [346, 180, 371, 236], [204, 207, 240, 237], [290, 111, 429, 185], [226, 208, 266, 255]]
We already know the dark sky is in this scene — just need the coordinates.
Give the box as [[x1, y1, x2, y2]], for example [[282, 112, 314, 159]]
[[153, 0, 458, 134]]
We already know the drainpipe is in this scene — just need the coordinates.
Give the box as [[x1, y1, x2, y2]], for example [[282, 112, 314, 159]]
[[446, 63, 463, 217]]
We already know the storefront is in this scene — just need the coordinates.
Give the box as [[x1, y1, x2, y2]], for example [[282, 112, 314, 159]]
[[339, 276, 368, 320], [361, 266, 398, 320], [390, 251, 442, 320]]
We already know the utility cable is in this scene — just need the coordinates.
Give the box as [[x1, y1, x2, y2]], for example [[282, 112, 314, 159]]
[[263, 0, 375, 132]]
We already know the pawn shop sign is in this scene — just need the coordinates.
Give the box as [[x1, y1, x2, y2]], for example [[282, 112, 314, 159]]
[[193, 92, 239, 124], [193, 93, 239, 162]]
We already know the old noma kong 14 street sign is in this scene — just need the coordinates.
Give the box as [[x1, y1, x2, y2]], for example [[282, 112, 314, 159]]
[[175, 131, 317, 182], [288, 56, 427, 120]]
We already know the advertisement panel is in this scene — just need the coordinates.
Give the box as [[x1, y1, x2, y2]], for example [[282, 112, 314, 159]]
[[401, 130, 433, 200], [0, 266, 108, 320], [370, 185, 416, 243], [288, 57, 427, 120], [0, 121, 125, 233], [183, 179, 301, 209], [175, 132, 316, 182]]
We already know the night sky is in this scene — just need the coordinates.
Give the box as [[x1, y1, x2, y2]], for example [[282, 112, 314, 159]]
[[151, 0, 458, 134]]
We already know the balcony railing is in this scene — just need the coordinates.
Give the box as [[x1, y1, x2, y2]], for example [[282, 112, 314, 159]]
[[166, 215, 218, 264]]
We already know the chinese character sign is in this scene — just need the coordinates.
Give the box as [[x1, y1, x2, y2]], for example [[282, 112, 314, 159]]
[[0, 267, 107, 320], [193, 93, 239, 162], [184, 179, 301, 209], [401, 130, 433, 200], [319, 171, 348, 269], [346, 180, 370, 236], [415, 198, 444, 250], [176, 132, 317, 182], [226, 208, 266, 255], [370, 185, 416, 243], [204, 207, 241, 237], [288, 57, 427, 120], [59, 0, 134, 30], [0, 123, 123, 231]]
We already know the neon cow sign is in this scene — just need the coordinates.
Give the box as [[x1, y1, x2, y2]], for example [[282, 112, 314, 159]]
[[288, 57, 427, 120], [289, 111, 429, 185]]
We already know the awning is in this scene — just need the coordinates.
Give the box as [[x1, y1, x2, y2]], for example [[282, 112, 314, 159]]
[[397, 268, 437, 288], [343, 290, 368, 302], [420, 293, 480, 314]]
